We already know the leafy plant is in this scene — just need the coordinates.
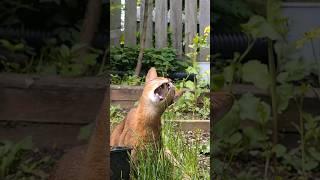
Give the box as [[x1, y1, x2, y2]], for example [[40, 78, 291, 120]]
[[214, 0, 254, 32], [110, 46, 189, 76], [36, 43, 102, 76], [110, 105, 125, 126], [212, 0, 320, 178], [166, 27, 210, 120], [111, 74, 144, 86], [0, 136, 53, 180]]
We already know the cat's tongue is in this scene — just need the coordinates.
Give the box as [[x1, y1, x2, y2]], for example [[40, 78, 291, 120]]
[[156, 93, 164, 100]]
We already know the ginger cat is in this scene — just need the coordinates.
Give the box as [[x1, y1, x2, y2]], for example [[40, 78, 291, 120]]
[[49, 89, 108, 180], [110, 67, 181, 159]]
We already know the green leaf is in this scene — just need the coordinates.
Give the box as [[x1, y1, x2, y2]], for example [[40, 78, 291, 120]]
[[223, 65, 234, 84], [16, 136, 33, 150], [212, 74, 224, 91], [226, 132, 242, 145], [185, 81, 195, 90], [272, 144, 287, 158], [281, 59, 312, 82], [257, 101, 271, 124], [308, 147, 320, 161], [40, 65, 57, 75], [13, 43, 25, 52], [60, 44, 70, 58], [243, 126, 267, 146], [241, 15, 282, 40], [71, 43, 87, 52], [276, 83, 294, 113], [238, 93, 259, 120], [241, 60, 270, 90], [214, 103, 240, 138], [83, 53, 98, 65], [0, 39, 14, 51], [276, 72, 289, 83], [304, 158, 318, 171]]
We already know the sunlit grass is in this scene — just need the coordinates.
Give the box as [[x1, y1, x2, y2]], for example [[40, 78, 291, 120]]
[[130, 119, 209, 179]]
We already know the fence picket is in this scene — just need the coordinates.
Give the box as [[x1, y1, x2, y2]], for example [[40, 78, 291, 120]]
[[114, 0, 209, 60], [110, 0, 121, 47], [170, 0, 182, 56], [139, 0, 153, 48], [125, 0, 137, 46], [184, 0, 197, 54], [199, 0, 210, 61], [155, 0, 167, 48]]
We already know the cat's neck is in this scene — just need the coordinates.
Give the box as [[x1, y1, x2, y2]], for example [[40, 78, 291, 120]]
[[136, 100, 163, 123]]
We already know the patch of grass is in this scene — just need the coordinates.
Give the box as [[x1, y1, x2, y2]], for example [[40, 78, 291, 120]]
[[130, 120, 209, 179]]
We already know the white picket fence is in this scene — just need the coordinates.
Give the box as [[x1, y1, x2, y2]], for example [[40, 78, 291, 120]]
[[110, 0, 210, 61]]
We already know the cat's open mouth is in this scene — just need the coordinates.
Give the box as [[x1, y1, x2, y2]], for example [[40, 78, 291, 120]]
[[154, 82, 171, 101]]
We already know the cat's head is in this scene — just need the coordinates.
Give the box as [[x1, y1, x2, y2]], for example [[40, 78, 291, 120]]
[[140, 67, 182, 112]]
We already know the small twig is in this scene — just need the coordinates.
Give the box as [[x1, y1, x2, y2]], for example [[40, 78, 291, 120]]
[[134, 0, 150, 76]]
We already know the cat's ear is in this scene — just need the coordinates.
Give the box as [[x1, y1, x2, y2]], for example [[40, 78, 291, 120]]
[[145, 67, 158, 83]]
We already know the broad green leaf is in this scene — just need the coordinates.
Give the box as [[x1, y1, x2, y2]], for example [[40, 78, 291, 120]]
[[214, 103, 240, 138], [276, 72, 289, 83], [257, 101, 271, 124], [308, 147, 320, 161], [71, 43, 87, 52], [304, 158, 318, 171], [281, 59, 312, 82], [83, 53, 98, 65], [185, 81, 195, 90], [226, 132, 242, 145], [241, 60, 270, 90], [60, 44, 70, 58], [223, 65, 234, 84], [212, 74, 224, 91], [243, 126, 267, 146], [241, 15, 281, 40], [276, 83, 294, 113], [238, 93, 259, 121], [13, 43, 25, 52], [16, 136, 33, 150], [40, 65, 57, 75], [272, 144, 287, 157]]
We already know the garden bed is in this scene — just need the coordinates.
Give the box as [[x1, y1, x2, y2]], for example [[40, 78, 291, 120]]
[[230, 83, 320, 132], [0, 73, 107, 148]]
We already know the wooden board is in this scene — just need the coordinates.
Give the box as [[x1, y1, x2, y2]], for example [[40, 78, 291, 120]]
[[199, 0, 210, 61], [0, 73, 106, 124], [170, 0, 183, 57], [155, 0, 167, 48], [125, 0, 137, 46], [170, 120, 209, 131], [184, 0, 197, 54], [0, 122, 85, 149], [110, 0, 122, 46], [139, 0, 153, 48]]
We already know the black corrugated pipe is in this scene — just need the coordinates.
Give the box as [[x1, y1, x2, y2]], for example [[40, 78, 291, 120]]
[[0, 28, 271, 84], [0, 27, 107, 49], [0, 28, 268, 63], [213, 32, 268, 64]]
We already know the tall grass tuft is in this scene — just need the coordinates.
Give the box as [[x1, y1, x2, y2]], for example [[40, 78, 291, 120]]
[[129, 119, 209, 179]]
